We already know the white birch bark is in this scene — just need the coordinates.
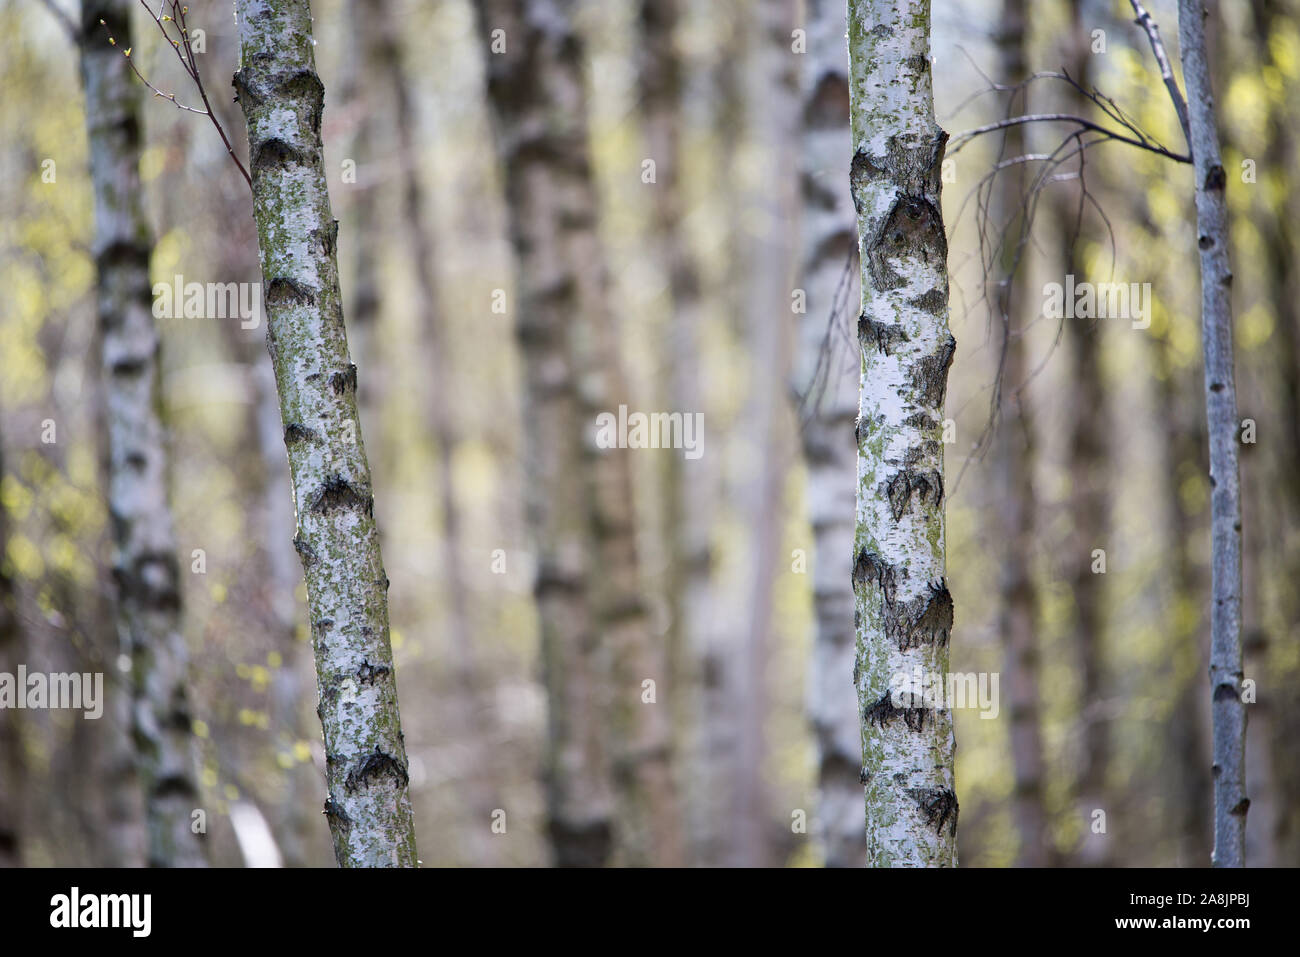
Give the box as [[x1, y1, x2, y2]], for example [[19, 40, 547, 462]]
[[1176, 0, 1247, 868], [80, 0, 207, 868], [474, 0, 616, 866], [796, 0, 865, 869], [848, 0, 957, 866], [234, 0, 417, 867]]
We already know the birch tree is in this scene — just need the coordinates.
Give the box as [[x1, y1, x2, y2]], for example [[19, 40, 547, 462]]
[[1059, 0, 1112, 866], [795, 0, 865, 868], [989, 0, 1051, 868], [80, 0, 207, 868], [473, 0, 616, 866], [1125, 0, 1247, 868], [234, 0, 417, 867], [1174, 0, 1247, 868], [849, 0, 958, 866]]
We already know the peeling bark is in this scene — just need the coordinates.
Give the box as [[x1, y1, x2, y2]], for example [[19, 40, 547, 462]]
[[80, 0, 207, 868], [849, 0, 957, 866], [234, 0, 417, 868]]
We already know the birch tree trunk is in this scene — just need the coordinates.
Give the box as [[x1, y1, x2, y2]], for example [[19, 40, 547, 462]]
[[1060, 0, 1112, 866], [795, 0, 865, 869], [849, 0, 957, 867], [1248, 0, 1300, 867], [371, 14, 503, 867], [719, 0, 799, 869], [991, 0, 1050, 868], [474, 0, 615, 866], [1176, 0, 1247, 868], [234, 0, 417, 868], [80, 0, 207, 868], [637, 0, 710, 868]]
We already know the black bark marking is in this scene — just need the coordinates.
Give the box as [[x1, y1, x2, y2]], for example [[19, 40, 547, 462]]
[[152, 774, 197, 800], [867, 194, 947, 292], [95, 238, 151, 274], [284, 423, 317, 445], [330, 365, 358, 395], [1205, 164, 1226, 191], [1213, 682, 1239, 702], [309, 475, 373, 517], [889, 580, 954, 652], [266, 277, 315, 308], [858, 312, 909, 354], [903, 411, 940, 432], [548, 818, 613, 869], [115, 550, 181, 612], [322, 797, 351, 825], [1229, 798, 1251, 816], [356, 658, 391, 686], [251, 137, 311, 171], [110, 357, 148, 378], [907, 786, 959, 836], [853, 548, 900, 605], [912, 333, 957, 410], [909, 286, 947, 313], [863, 690, 929, 732], [885, 465, 943, 522], [292, 533, 318, 566], [344, 750, 410, 792]]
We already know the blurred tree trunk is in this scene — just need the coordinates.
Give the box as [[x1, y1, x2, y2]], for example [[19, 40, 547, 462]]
[[686, 2, 745, 866], [794, 0, 864, 868], [80, 0, 207, 868], [368, 12, 504, 867], [341, 0, 386, 425], [716, 0, 799, 869], [475, 0, 607, 866], [234, 0, 418, 868], [484, 0, 684, 867], [992, 0, 1051, 868], [1060, 0, 1112, 866], [849, 0, 958, 867], [0, 436, 20, 867], [637, 0, 708, 869], [252, 357, 317, 868], [1177, 0, 1247, 868], [214, 304, 318, 867], [1249, 0, 1300, 866], [1149, 322, 1212, 864]]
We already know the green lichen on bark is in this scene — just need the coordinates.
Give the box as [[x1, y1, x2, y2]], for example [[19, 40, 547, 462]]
[[848, 0, 957, 867], [81, 0, 208, 869], [235, 0, 416, 868]]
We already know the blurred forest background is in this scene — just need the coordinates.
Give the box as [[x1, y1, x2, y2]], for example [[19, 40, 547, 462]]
[[1, 0, 1297, 867]]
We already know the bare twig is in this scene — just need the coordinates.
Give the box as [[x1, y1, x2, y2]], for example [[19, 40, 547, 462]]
[[1128, 0, 1192, 149], [950, 112, 1190, 164], [97, 1, 253, 189]]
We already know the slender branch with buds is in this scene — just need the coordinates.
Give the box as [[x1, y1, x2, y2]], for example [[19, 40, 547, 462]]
[[99, 1, 252, 189]]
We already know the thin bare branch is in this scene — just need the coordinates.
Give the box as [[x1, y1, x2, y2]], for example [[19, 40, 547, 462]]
[[1128, 0, 1192, 149]]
